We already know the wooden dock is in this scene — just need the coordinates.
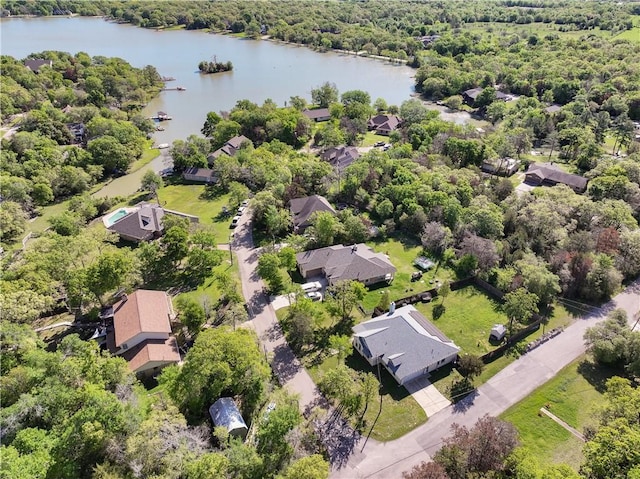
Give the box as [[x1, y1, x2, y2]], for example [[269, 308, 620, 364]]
[[161, 86, 186, 91]]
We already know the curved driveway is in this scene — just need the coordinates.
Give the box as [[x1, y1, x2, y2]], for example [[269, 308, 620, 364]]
[[332, 279, 640, 479]]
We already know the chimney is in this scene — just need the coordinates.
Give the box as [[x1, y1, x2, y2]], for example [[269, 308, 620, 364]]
[[389, 301, 396, 314], [351, 244, 358, 253]]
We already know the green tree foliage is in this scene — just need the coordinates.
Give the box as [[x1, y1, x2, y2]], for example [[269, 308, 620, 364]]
[[176, 296, 207, 337], [503, 288, 539, 336], [325, 280, 366, 324], [311, 82, 339, 108], [257, 252, 289, 293], [161, 327, 270, 419], [433, 415, 519, 479], [582, 377, 640, 479], [256, 395, 302, 473], [278, 454, 329, 479]]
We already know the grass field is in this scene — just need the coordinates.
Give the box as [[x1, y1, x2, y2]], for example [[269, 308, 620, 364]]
[[157, 184, 233, 244], [414, 285, 506, 355], [362, 237, 455, 311], [500, 357, 620, 469]]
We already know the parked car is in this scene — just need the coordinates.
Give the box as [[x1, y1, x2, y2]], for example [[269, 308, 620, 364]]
[[241, 199, 250, 207], [230, 215, 241, 228], [374, 141, 385, 147], [301, 281, 322, 293], [306, 291, 323, 301], [237, 206, 246, 215]]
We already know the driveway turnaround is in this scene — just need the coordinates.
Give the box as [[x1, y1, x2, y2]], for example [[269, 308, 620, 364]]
[[332, 279, 640, 479]]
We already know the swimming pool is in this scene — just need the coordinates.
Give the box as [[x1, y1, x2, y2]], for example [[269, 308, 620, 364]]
[[104, 208, 131, 227]]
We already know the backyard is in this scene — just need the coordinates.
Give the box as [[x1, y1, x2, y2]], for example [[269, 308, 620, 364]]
[[362, 236, 455, 311], [500, 357, 619, 469], [156, 183, 234, 244]]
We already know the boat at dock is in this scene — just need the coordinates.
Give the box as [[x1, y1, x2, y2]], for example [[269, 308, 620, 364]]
[[157, 143, 170, 149]]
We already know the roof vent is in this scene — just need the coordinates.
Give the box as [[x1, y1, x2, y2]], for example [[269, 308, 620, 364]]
[[389, 301, 396, 314]]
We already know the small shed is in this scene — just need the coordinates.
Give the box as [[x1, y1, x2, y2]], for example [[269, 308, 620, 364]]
[[209, 397, 248, 439], [489, 324, 507, 342]]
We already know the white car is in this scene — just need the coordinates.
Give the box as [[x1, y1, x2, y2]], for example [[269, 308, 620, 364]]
[[241, 199, 250, 207], [237, 206, 246, 215], [230, 216, 241, 228], [306, 291, 323, 302], [301, 281, 322, 293]]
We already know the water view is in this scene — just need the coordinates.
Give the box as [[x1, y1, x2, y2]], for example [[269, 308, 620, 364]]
[[1, 17, 417, 144]]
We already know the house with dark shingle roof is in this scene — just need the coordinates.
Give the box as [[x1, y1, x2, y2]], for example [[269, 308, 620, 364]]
[[368, 114, 401, 136], [290, 195, 336, 233], [320, 146, 360, 171], [524, 162, 588, 193], [209, 135, 251, 162], [353, 304, 460, 385], [24, 59, 52, 72], [105, 290, 180, 375], [302, 108, 331, 122], [183, 167, 217, 184], [462, 87, 509, 106], [296, 243, 396, 286], [107, 203, 165, 243]]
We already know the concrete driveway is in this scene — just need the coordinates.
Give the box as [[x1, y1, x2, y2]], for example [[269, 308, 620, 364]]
[[404, 376, 451, 417]]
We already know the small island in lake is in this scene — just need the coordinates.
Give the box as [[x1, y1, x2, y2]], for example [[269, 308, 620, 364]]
[[198, 58, 233, 74]]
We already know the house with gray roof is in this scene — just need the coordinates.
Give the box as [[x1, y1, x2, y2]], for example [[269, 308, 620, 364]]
[[302, 108, 331, 122], [107, 203, 165, 243], [290, 195, 336, 233], [524, 162, 588, 193], [296, 243, 396, 286], [353, 304, 460, 385], [24, 59, 52, 72], [209, 135, 252, 162], [320, 146, 360, 171], [183, 167, 217, 184], [209, 397, 248, 439], [368, 114, 401, 136]]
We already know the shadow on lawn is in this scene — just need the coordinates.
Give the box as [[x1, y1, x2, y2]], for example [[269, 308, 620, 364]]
[[345, 353, 411, 402], [576, 359, 624, 393]]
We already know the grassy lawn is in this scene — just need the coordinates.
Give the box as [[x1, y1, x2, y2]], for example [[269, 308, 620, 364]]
[[414, 285, 506, 356], [500, 357, 620, 470], [360, 131, 388, 147], [157, 184, 233, 244], [307, 352, 427, 441], [420, 297, 575, 397], [129, 145, 160, 172], [175, 256, 241, 311], [362, 236, 455, 312]]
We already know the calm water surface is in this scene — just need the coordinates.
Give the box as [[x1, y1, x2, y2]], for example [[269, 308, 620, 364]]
[[1, 17, 417, 144], [1, 17, 474, 198]]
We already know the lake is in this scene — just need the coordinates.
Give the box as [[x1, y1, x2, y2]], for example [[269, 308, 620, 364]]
[[1, 17, 417, 144], [1, 17, 474, 198]]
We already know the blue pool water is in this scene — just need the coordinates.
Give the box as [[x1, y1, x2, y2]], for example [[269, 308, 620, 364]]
[[107, 209, 129, 226]]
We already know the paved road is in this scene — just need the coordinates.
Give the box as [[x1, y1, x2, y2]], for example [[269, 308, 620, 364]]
[[232, 212, 321, 411], [332, 279, 640, 479]]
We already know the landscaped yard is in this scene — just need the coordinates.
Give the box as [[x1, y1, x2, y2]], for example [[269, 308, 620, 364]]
[[157, 184, 234, 244], [307, 352, 427, 442], [175, 253, 241, 314], [500, 357, 619, 470], [362, 236, 454, 312]]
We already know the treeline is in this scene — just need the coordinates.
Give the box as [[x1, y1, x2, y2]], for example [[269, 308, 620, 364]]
[[3, 1, 634, 44], [198, 60, 233, 74], [0, 52, 161, 243]]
